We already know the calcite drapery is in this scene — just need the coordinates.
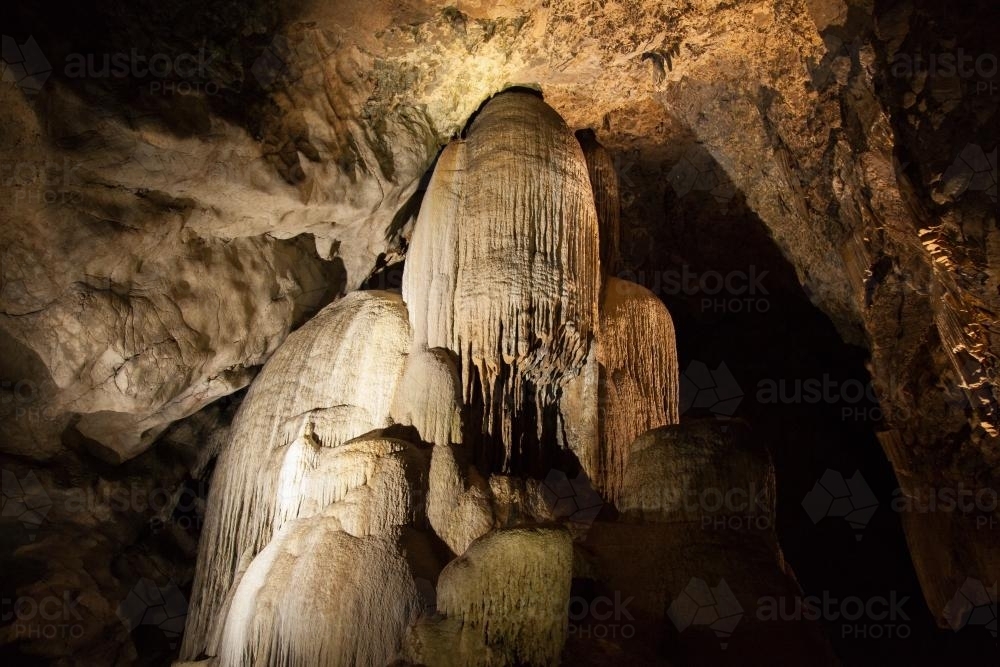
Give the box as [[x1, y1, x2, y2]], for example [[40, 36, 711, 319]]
[[214, 517, 426, 667], [182, 90, 681, 667], [404, 91, 602, 469], [594, 277, 680, 502], [182, 291, 412, 659]]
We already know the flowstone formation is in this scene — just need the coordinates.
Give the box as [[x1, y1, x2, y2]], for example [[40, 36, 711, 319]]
[[179, 89, 786, 665]]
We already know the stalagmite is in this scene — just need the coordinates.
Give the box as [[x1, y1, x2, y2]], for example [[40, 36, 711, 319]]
[[405, 527, 573, 667], [182, 90, 679, 667], [213, 516, 427, 667], [619, 420, 774, 524], [182, 291, 412, 659], [271, 433, 428, 539], [575, 421, 834, 664]]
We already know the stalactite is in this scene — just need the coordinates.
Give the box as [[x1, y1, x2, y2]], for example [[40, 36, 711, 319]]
[[402, 141, 465, 351], [181, 291, 412, 660], [456, 91, 600, 458], [402, 91, 601, 469], [577, 129, 622, 276], [559, 343, 600, 479]]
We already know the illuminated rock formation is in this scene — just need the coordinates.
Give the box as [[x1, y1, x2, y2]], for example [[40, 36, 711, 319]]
[[182, 291, 412, 659], [404, 91, 602, 469], [213, 517, 429, 667], [426, 442, 494, 555], [404, 527, 573, 667], [390, 348, 463, 447], [402, 141, 465, 352], [181, 91, 680, 667]]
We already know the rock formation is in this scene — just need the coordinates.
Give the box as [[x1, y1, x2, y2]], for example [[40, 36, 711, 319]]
[[178, 91, 681, 665], [405, 91, 602, 470], [182, 291, 414, 658], [2, 1, 996, 664]]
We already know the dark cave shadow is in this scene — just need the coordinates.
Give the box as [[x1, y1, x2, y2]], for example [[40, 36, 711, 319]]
[[615, 139, 989, 664]]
